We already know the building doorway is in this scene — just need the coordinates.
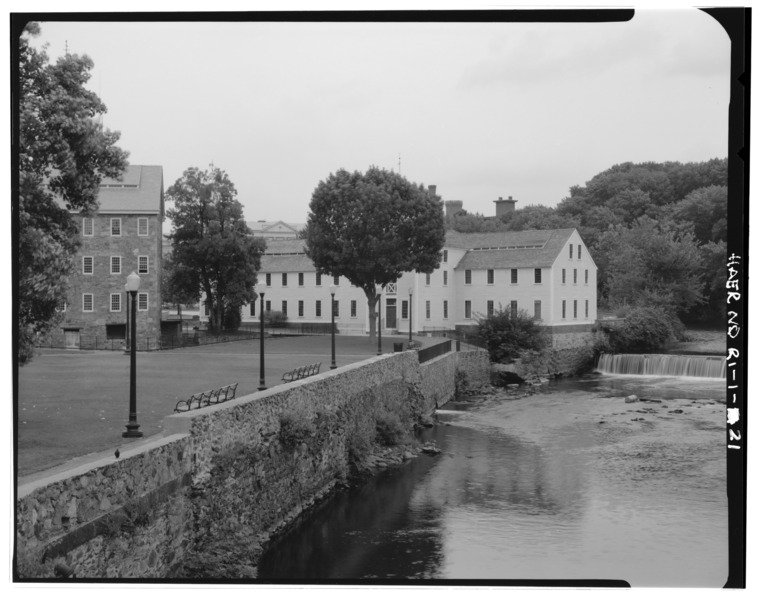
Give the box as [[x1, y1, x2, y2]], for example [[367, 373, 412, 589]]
[[63, 329, 80, 349], [385, 299, 397, 330]]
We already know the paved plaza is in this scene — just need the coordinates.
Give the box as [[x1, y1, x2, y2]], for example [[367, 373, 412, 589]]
[[17, 333, 430, 479]]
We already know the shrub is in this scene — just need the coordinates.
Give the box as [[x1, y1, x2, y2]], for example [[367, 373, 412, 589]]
[[594, 304, 685, 353], [375, 408, 409, 447], [264, 310, 288, 328], [476, 307, 548, 363], [278, 410, 315, 450]]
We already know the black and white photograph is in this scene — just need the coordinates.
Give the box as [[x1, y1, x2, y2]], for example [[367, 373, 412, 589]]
[[10, 3, 750, 590]]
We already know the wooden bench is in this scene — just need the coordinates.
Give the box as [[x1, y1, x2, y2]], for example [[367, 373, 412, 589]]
[[281, 363, 321, 383], [174, 383, 238, 413]]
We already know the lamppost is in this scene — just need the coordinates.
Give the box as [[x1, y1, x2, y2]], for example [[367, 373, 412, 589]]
[[376, 284, 383, 355], [330, 285, 338, 369], [408, 287, 413, 344], [257, 286, 267, 390], [123, 272, 142, 438]]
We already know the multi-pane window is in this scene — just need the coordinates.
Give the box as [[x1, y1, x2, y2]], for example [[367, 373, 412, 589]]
[[316, 273, 322, 286], [333, 275, 340, 286], [487, 300, 494, 317], [578, 244, 582, 259], [487, 269, 494, 284], [465, 270, 472, 284], [204, 302, 210, 316], [425, 300, 431, 319], [333, 299, 339, 317], [511, 268, 518, 284], [442, 250, 448, 263], [282, 300, 288, 315], [562, 300, 567, 319], [83, 256, 94, 274], [138, 218, 148, 236], [534, 300, 542, 320], [282, 273, 288, 286], [111, 256, 121, 275], [55, 300, 67, 313], [465, 300, 472, 319], [562, 269, 566, 284], [534, 269, 542, 284], [111, 218, 121, 236], [585, 269, 589, 284], [298, 300, 304, 317], [138, 293, 148, 311], [138, 256, 149, 274], [443, 300, 448, 319], [82, 217, 93, 236], [443, 271, 448, 286], [266, 273, 271, 286], [425, 273, 431, 285], [265, 300, 271, 312], [250, 301, 256, 317], [351, 300, 357, 318], [510, 300, 517, 318], [586, 299, 589, 318], [83, 293, 94, 312], [573, 300, 578, 318], [402, 300, 409, 319], [573, 268, 577, 284], [569, 243, 573, 258], [316, 300, 322, 317], [110, 293, 122, 312], [298, 273, 304, 286]]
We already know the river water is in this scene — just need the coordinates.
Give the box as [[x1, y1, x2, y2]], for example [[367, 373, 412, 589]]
[[257, 374, 728, 587]]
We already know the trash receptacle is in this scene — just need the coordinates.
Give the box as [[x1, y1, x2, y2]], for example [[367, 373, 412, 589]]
[[393, 342, 404, 352]]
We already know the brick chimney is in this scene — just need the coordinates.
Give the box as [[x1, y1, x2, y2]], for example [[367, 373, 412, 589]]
[[445, 200, 464, 218], [494, 195, 517, 217], [427, 185, 437, 196]]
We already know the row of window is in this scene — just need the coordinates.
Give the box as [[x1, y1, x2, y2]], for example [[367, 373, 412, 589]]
[[56, 292, 150, 313], [561, 299, 589, 319], [82, 255, 150, 275], [265, 272, 341, 287], [82, 217, 150, 237], [561, 268, 589, 285], [569, 243, 583, 260], [244, 299, 358, 319], [465, 268, 543, 285]]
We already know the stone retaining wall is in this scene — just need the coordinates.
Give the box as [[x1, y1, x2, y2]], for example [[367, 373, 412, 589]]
[[16, 348, 489, 579]]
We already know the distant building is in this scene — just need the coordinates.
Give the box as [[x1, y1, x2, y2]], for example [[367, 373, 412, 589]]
[[248, 220, 304, 240], [225, 228, 597, 336], [54, 165, 164, 349]]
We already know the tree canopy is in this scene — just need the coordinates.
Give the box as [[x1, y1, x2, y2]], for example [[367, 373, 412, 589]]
[[305, 166, 445, 343], [17, 22, 129, 364], [166, 165, 265, 331]]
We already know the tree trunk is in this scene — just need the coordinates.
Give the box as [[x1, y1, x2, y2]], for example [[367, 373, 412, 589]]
[[366, 293, 378, 345]]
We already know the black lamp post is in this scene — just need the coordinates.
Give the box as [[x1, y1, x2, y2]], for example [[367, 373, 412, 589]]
[[330, 285, 337, 369], [258, 288, 267, 390], [123, 272, 142, 438], [376, 284, 383, 355], [408, 287, 413, 344]]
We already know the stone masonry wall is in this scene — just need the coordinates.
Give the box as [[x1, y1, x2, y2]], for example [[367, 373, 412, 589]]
[[16, 349, 490, 579]]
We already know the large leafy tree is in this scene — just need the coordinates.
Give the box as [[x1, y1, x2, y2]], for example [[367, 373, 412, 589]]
[[166, 166, 265, 331], [305, 166, 445, 344], [17, 22, 129, 364]]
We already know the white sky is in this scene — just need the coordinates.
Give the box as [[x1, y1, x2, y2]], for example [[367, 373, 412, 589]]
[[27, 8, 731, 223]]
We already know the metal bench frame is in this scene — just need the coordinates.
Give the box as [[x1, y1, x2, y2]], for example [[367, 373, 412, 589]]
[[174, 382, 239, 413], [281, 363, 321, 383]]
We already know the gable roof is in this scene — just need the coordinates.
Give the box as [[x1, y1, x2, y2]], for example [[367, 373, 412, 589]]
[[449, 229, 577, 270], [248, 220, 304, 234], [260, 239, 314, 273], [96, 165, 164, 215]]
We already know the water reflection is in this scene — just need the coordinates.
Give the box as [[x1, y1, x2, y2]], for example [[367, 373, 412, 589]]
[[257, 375, 727, 586]]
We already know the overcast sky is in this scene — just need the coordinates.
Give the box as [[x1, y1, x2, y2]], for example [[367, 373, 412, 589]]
[[29, 9, 730, 223]]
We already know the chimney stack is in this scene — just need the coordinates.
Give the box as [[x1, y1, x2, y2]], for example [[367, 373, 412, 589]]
[[494, 195, 517, 217], [444, 200, 464, 218], [427, 185, 437, 196]]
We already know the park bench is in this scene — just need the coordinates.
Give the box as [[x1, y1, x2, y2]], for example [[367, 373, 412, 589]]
[[281, 363, 321, 383], [174, 382, 238, 413]]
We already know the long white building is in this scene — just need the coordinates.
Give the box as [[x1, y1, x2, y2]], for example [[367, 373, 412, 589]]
[[227, 228, 597, 336]]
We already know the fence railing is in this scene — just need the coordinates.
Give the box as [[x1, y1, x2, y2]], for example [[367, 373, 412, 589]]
[[420, 327, 485, 351], [417, 339, 452, 363]]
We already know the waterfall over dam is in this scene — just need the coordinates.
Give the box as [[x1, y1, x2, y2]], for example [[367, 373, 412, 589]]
[[596, 353, 726, 379]]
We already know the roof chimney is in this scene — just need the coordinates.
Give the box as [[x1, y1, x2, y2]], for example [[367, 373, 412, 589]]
[[428, 185, 437, 196], [444, 200, 463, 218], [494, 195, 517, 217]]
